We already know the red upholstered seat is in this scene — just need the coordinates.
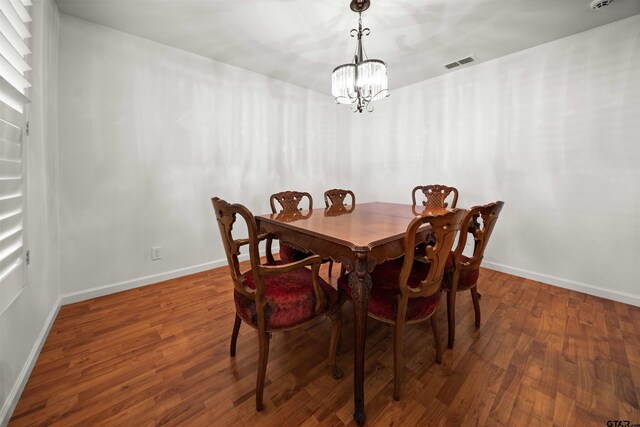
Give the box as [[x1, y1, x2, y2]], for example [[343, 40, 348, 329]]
[[279, 243, 308, 263], [235, 266, 338, 329], [442, 252, 480, 291], [337, 259, 439, 322]]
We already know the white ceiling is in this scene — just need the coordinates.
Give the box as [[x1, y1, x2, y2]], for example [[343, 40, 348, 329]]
[[56, 0, 640, 95]]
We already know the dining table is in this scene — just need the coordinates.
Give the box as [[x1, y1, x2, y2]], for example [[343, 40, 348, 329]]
[[256, 201, 451, 425]]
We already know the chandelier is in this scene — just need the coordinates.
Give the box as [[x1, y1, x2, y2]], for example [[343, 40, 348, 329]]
[[332, 0, 389, 113]]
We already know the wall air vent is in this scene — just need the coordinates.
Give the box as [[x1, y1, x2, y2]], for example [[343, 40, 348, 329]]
[[443, 55, 478, 71], [590, 0, 614, 9]]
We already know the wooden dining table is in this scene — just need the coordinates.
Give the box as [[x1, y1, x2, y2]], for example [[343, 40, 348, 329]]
[[256, 201, 450, 425]]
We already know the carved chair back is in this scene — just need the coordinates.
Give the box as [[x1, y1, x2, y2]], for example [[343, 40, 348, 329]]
[[324, 189, 356, 208], [212, 197, 262, 301], [412, 185, 459, 209], [399, 209, 465, 301], [450, 201, 505, 274], [270, 191, 313, 214]]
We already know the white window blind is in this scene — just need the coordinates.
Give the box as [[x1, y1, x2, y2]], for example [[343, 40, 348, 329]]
[[0, 0, 30, 316]]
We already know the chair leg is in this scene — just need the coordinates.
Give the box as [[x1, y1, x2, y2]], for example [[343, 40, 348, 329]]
[[393, 322, 405, 401], [230, 313, 241, 357], [471, 286, 481, 328], [328, 260, 333, 278], [447, 291, 456, 349], [256, 331, 270, 411], [265, 238, 275, 265], [336, 294, 348, 355], [328, 310, 343, 379], [430, 315, 442, 364]]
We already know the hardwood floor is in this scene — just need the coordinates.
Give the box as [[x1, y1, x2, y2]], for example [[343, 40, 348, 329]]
[[10, 263, 640, 426]]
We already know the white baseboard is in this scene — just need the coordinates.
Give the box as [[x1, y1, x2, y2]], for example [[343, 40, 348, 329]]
[[60, 251, 639, 309], [60, 259, 226, 305], [59, 248, 275, 306], [0, 297, 61, 427], [482, 261, 640, 307]]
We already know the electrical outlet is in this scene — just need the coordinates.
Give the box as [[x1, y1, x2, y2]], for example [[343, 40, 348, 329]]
[[151, 246, 162, 260]]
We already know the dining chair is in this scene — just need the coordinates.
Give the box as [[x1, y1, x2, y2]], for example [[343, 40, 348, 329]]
[[412, 184, 459, 208], [335, 209, 465, 400], [270, 191, 335, 276], [212, 197, 343, 411], [324, 188, 356, 277], [442, 201, 504, 349], [324, 188, 356, 208], [269, 191, 313, 263], [412, 185, 459, 253]]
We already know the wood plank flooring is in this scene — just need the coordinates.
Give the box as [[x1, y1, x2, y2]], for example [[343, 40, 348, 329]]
[[10, 263, 640, 426]]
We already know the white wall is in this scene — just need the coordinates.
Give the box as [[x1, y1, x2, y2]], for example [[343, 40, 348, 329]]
[[0, 0, 60, 423], [349, 15, 640, 304], [58, 15, 351, 298], [57, 13, 640, 306]]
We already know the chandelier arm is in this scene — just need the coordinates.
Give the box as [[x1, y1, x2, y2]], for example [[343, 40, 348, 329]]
[[335, 93, 359, 103], [365, 101, 375, 113], [372, 89, 390, 99], [360, 88, 389, 112], [358, 90, 372, 103], [366, 89, 390, 101]]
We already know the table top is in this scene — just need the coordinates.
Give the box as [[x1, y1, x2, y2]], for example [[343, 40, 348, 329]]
[[257, 202, 451, 249]]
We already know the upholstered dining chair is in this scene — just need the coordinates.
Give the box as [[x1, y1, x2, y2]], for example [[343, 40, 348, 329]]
[[324, 189, 355, 277], [412, 185, 459, 253], [335, 209, 465, 400], [412, 184, 459, 208], [270, 190, 314, 214], [270, 191, 335, 276], [442, 201, 504, 349], [212, 197, 342, 411], [324, 188, 356, 208], [269, 191, 313, 263]]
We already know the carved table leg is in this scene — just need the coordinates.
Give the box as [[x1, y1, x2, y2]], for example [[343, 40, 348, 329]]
[[349, 251, 372, 426]]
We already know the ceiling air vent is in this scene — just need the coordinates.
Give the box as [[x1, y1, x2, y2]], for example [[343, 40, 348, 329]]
[[443, 55, 478, 71], [590, 0, 614, 9]]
